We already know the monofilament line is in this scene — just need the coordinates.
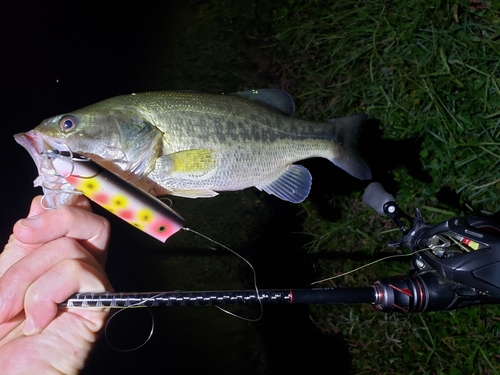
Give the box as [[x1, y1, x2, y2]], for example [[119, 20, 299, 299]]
[[182, 227, 263, 322]]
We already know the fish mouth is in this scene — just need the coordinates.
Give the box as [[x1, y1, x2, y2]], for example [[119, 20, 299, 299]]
[[14, 130, 71, 173], [15, 129, 158, 202], [15, 130, 81, 207]]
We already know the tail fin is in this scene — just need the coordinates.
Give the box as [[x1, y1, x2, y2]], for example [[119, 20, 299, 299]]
[[328, 114, 372, 180]]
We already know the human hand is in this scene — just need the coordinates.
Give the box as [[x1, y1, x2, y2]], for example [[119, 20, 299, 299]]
[[0, 196, 113, 374]]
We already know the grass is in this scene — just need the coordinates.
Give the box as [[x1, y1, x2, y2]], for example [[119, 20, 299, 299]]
[[166, 0, 500, 373], [268, 0, 500, 212], [265, 0, 500, 373]]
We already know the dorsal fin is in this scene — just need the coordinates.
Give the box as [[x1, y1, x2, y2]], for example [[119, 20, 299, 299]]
[[233, 89, 295, 116]]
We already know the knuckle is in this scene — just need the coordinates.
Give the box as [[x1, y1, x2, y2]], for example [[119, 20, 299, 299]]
[[53, 236, 78, 250], [53, 205, 75, 222], [60, 258, 85, 274]]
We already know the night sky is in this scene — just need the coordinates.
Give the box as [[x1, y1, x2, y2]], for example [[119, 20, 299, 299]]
[[1, 2, 353, 373]]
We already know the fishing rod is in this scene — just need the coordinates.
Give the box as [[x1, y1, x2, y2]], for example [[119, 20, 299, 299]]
[[57, 181, 500, 313], [59, 288, 377, 308]]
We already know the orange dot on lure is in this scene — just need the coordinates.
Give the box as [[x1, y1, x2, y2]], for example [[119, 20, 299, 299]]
[[46, 150, 185, 242]]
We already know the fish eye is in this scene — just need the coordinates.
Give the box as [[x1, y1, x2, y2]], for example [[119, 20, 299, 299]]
[[59, 115, 78, 132]]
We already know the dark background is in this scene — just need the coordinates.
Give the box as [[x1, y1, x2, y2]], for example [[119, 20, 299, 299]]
[[1, 1, 173, 243], [1, 1, 353, 373]]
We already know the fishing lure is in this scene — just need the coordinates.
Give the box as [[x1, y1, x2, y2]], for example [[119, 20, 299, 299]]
[[43, 149, 185, 242]]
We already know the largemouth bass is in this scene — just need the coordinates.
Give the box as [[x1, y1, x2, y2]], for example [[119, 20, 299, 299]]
[[15, 89, 371, 203]]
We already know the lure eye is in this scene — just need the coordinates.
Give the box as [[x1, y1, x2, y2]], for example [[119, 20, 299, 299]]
[[59, 115, 78, 132]]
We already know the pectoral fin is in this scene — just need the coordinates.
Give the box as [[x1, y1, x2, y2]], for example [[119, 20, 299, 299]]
[[164, 149, 216, 174], [255, 164, 311, 203]]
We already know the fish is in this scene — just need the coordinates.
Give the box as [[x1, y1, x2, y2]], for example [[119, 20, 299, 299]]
[[15, 89, 371, 204]]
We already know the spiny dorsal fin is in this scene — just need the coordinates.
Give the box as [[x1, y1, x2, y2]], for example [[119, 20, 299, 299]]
[[233, 89, 295, 116]]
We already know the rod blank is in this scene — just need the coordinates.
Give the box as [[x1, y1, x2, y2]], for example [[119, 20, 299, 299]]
[[59, 288, 377, 308]]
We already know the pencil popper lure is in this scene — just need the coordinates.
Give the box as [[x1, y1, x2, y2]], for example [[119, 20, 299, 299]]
[[42, 149, 185, 242]]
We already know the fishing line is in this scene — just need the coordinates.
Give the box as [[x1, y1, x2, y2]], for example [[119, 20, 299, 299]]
[[104, 302, 155, 352], [101, 228, 263, 351], [309, 248, 431, 286], [182, 227, 263, 322]]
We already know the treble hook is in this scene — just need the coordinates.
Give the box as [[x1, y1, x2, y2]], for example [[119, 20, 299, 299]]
[[38, 148, 82, 209]]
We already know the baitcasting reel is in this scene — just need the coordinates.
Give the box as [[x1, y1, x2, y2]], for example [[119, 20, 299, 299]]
[[363, 182, 500, 312]]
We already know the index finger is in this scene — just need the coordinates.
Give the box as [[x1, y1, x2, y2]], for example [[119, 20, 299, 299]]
[[13, 196, 110, 265], [28, 195, 93, 218]]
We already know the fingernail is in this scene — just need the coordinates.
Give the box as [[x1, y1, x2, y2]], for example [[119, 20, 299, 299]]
[[23, 315, 37, 335], [18, 216, 42, 232]]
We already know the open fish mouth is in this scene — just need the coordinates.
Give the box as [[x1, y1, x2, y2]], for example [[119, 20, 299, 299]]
[[14, 130, 71, 172], [14, 131, 46, 171], [15, 131, 80, 207]]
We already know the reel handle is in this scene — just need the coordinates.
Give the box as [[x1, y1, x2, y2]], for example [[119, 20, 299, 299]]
[[362, 182, 396, 216]]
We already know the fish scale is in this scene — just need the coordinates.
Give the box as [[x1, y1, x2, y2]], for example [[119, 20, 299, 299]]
[[15, 89, 371, 203]]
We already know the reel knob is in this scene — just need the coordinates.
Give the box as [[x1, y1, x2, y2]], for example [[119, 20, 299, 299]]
[[362, 182, 396, 216]]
